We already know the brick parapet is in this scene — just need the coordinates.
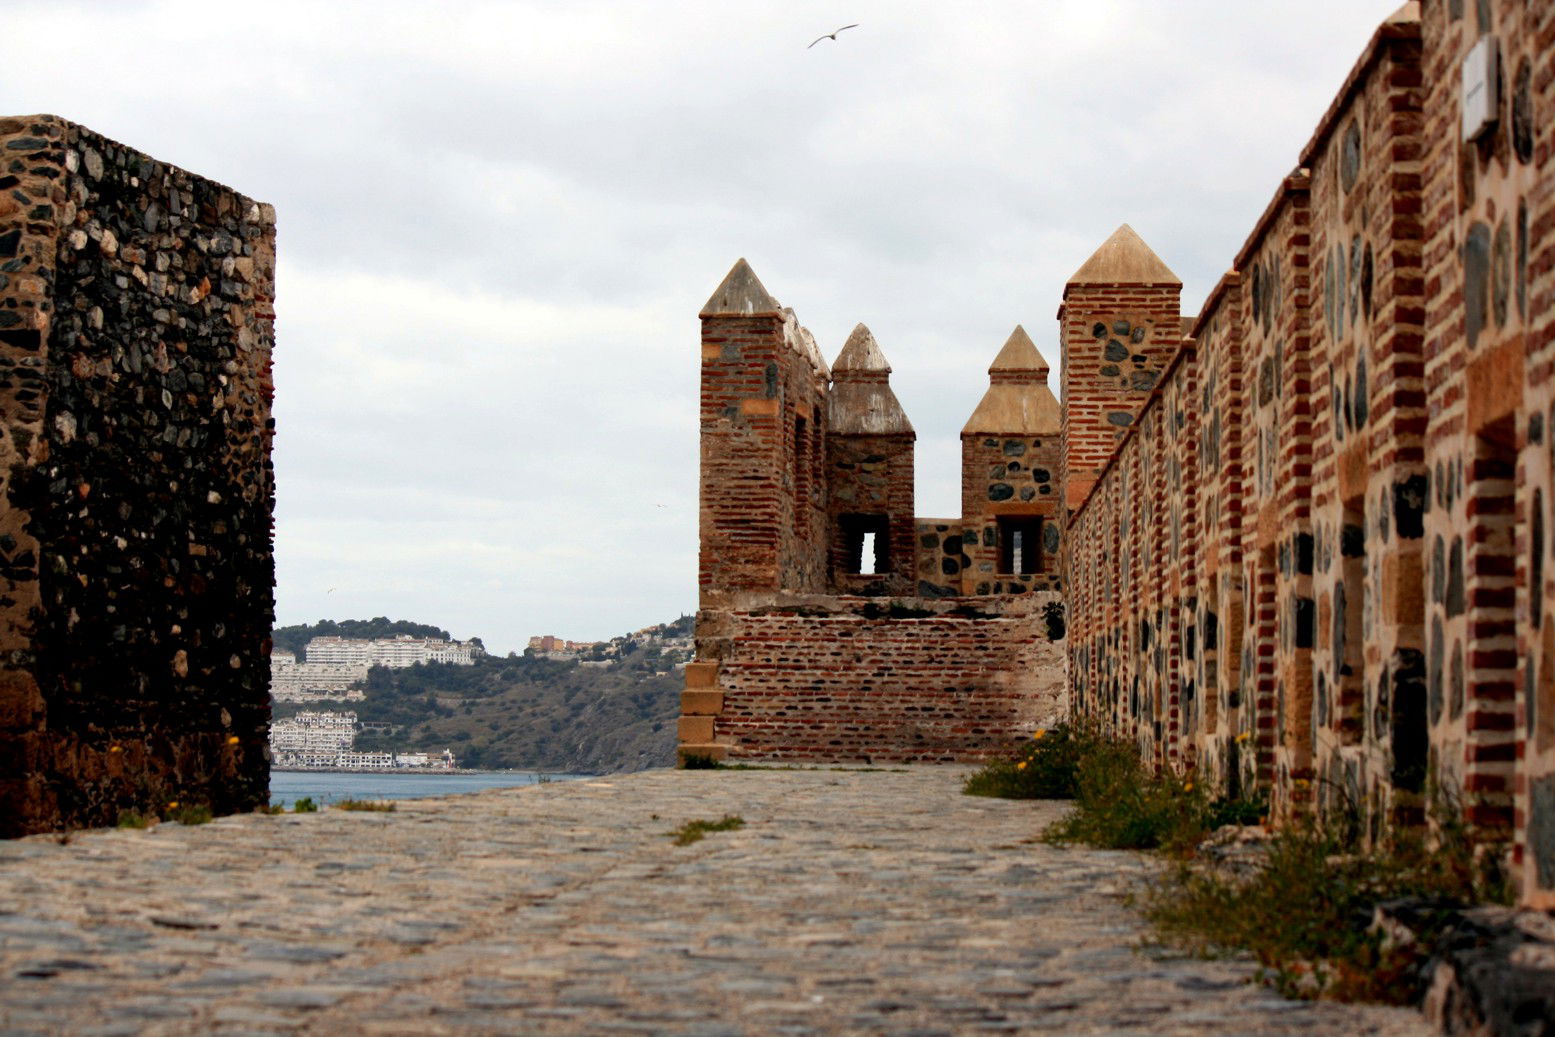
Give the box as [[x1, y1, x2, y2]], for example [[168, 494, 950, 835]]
[[682, 592, 1065, 763]]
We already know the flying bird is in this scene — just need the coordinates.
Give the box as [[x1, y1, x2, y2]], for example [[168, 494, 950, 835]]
[[808, 24, 859, 48]]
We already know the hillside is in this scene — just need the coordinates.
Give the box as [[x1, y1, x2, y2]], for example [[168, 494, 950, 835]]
[[270, 617, 691, 773]]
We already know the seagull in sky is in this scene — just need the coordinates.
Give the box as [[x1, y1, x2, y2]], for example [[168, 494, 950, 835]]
[[808, 24, 859, 48]]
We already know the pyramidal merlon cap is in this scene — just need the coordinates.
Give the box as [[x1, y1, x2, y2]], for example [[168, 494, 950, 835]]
[[1066, 224, 1181, 287], [988, 324, 1049, 376], [832, 323, 891, 376], [700, 258, 782, 317]]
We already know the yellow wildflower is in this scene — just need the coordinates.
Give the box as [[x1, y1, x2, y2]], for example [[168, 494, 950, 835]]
[[1016, 761, 1027, 770], [1235, 732, 1251, 744], [166, 801, 178, 810], [1032, 730, 1046, 740], [226, 735, 241, 746], [108, 745, 122, 753], [1184, 782, 1194, 792]]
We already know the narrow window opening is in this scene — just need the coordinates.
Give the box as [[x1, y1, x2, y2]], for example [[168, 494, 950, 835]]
[[997, 516, 1042, 575], [859, 532, 878, 574], [841, 514, 890, 576]]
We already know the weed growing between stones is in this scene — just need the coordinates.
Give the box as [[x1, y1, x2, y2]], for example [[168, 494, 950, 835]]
[[678, 752, 721, 770], [255, 804, 286, 815], [668, 815, 745, 846], [965, 722, 1265, 852], [115, 810, 150, 829], [963, 722, 1094, 800], [1142, 815, 1513, 1004], [165, 803, 213, 826], [336, 799, 396, 812], [291, 797, 319, 813]]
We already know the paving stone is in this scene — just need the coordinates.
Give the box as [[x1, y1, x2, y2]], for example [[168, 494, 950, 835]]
[[0, 769, 1429, 1035]]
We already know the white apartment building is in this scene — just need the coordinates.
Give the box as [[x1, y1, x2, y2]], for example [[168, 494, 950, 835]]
[[304, 635, 479, 669], [270, 651, 369, 702]]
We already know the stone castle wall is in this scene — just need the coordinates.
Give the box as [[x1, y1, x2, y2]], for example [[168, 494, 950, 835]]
[[1063, 0, 1555, 909], [0, 116, 275, 835]]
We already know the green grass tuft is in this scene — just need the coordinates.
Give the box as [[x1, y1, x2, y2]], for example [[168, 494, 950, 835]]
[[335, 798, 396, 812], [116, 810, 150, 829], [669, 814, 745, 846], [291, 797, 318, 813], [166, 803, 213, 826]]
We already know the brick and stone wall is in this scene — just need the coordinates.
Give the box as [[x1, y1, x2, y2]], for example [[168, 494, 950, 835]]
[[1415, 0, 1555, 910], [0, 116, 275, 835], [682, 593, 1064, 763], [685, 265, 1065, 764], [1062, 0, 1555, 908]]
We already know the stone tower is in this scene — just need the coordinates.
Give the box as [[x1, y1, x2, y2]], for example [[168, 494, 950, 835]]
[[825, 324, 916, 592], [960, 326, 1064, 594], [1058, 225, 1184, 516], [697, 259, 829, 602]]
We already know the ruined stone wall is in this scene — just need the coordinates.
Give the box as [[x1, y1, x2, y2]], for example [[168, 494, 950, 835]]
[[0, 116, 274, 835], [682, 594, 1064, 763]]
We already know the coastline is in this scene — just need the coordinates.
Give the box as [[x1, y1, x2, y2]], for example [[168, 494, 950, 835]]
[[271, 766, 592, 777]]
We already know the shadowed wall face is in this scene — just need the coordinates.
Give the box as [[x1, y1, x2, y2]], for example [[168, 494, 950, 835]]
[[0, 116, 275, 835]]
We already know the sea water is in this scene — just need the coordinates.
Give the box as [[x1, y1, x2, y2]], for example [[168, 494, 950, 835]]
[[268, 770, 585, 807]]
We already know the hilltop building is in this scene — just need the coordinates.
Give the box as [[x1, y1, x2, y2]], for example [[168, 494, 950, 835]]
[[304, 634, 479, 668], [683, 0, 1555, 910]]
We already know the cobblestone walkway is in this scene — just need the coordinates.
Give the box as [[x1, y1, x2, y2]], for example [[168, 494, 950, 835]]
[[0, 768, 1426, 1035]]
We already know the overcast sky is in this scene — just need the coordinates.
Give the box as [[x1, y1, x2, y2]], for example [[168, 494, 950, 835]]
[[8, 0, 1404, 653]]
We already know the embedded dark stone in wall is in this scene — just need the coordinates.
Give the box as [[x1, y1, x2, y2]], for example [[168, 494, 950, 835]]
[[1258, 358, 1275, 407], [1464, 221, 1491, 349], [1091, 322, 1107, 338], [1393, 476, 1427, 539], [1043, 523, 1060, 554], [1430, 617, 1445, 725], [1104, 340, 1128, 362], [1492, 219, 1511, 328], [1341, 122, 1362, 193], [1294, 597, 1314, 650], [988, 483, 1014, 502], [1106, 412, 1132, 427], [1533, 776, 1555, 889], [1354, 356, 1369, 428], [1295, 533, 1314, 575], [0, 229, 20, 257], [1518, 200, 1529, 319], [1511, 61, 1534, 164], [1342, 523, 1366, 559], [1002, 440, 1025, 456], [1450, 641, 1465, 720], [1391, 648, 1428, 793], [1447, 537, 1466, 616], [1100, 365, 1120, 377]]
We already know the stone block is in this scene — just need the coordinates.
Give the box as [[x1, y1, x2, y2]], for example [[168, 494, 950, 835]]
[[680, 690, 724, 716], [740, 397, 779, 416], [683, 661, 719, 689], [678, 716, 716, 743]]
